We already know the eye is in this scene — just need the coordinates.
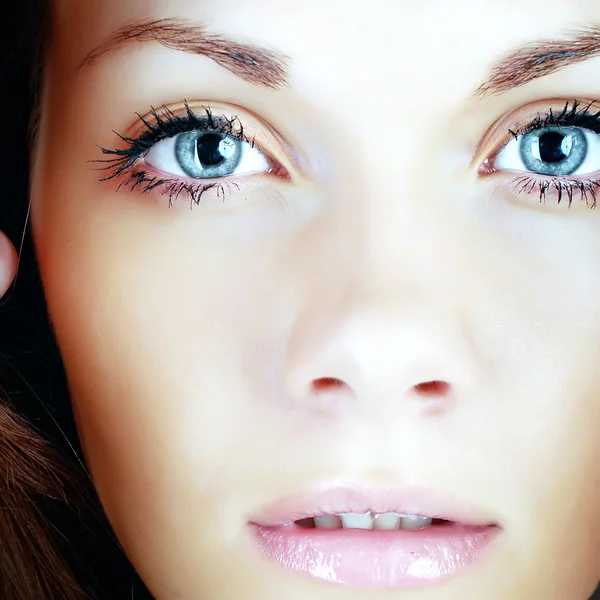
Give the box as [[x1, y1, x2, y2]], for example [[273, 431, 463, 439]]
[[144, 130, 270, 179], [98, 103, 295, 207], [495, 126, 600, 177]]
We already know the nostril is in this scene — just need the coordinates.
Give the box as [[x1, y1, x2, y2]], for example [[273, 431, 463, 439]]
[[311, 377, 347, 393], [413, 380, 451, 397]]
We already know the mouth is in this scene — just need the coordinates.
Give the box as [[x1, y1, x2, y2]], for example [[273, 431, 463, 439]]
[[248, 484, 501, 589]]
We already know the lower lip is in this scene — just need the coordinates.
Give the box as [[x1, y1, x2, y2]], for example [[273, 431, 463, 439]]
[[250, 522, 500, 589]]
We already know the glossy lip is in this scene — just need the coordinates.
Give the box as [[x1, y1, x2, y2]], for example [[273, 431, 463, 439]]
[[249, 483, 498, 527], [248, 483, 501, 589]]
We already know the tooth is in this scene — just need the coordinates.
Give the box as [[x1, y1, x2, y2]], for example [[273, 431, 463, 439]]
[[340, 513, 374, 529], [400, 515, 433, 530], [373, 512, 402, 530], [314, 515, 342, 529]]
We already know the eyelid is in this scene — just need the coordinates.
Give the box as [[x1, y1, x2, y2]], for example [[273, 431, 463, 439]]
[[123, 101, 303, 179], [473, 97, 600, 171]]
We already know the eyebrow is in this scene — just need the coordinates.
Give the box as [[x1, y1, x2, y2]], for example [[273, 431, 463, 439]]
[[477, 26, 600, 96], [81, 20, 600, 97], [79, 18, 290, 90]]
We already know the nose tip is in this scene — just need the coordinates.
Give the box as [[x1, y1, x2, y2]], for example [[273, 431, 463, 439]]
[[284, 272, 479, 417], [306, 375, 454, 418], [311, 377, 452, 398]]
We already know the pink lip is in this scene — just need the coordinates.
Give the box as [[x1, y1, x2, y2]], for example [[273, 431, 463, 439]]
[[248, 483, 501, 589]]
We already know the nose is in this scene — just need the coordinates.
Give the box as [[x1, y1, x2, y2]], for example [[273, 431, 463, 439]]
[[284, 200, 481, 418], [285, 286, 478, 415]]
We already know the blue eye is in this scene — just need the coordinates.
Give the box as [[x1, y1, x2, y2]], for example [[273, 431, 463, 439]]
[[495, 126, 600, 177], [144, 129, 270, 179], [97, 103, 292, 207]]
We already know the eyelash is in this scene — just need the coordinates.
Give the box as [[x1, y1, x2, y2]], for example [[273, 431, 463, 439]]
[[96, 103, 259, 206], [492, 100, 600, 208], [98, 100, 600, 209]]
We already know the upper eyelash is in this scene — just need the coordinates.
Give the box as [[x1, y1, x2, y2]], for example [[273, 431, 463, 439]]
[[94, 102, 254, 205], [99, 100, 600, 209], [497, 100, 600, 209], [508, 100, 600, 139]]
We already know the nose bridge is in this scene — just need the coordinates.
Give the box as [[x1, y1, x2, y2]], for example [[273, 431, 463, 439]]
[[285, 183, 481, 406], [330, 94, 461, 289], [361, 201, 458, 293], [349, 153, 472, 303]]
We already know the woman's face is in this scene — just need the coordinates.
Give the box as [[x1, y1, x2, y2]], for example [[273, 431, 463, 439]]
[[32, 0, 600, 598]]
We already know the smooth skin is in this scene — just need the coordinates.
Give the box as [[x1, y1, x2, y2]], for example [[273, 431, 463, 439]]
[[31, 0, 600, 598]]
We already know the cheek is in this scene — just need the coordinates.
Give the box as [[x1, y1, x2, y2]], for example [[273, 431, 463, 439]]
[[460, 226, 600, 570], [30, 165, 331, 517]]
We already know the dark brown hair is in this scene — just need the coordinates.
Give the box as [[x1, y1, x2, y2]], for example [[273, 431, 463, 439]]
[[0, 1, 152, 597], [0, 1, 93, 597], [0, 402, 87, 599]]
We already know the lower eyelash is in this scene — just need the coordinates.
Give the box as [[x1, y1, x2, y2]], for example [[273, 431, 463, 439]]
[[510, 175, 600, 209], [92, 104, 252, 206], [114, 168, 240, 207]]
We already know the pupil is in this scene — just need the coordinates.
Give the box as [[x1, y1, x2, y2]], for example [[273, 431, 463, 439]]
[[538, 131, 570, 164], [196, 134, 225, 167]]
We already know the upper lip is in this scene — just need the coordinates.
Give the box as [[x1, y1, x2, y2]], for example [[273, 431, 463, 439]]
[[249, 483, 498, 528]]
